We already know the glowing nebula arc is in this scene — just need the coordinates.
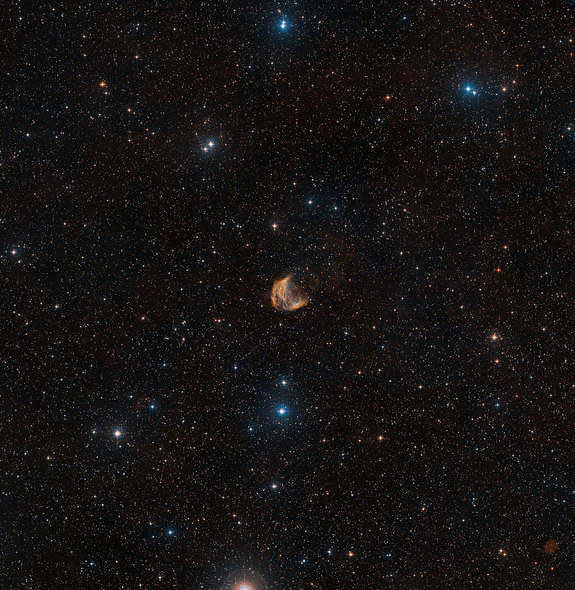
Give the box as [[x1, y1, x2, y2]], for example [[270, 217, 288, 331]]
[[270, 274, 309, 312]]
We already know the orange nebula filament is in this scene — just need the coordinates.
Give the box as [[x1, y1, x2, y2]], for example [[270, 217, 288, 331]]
[[270, 275, 308, 312]]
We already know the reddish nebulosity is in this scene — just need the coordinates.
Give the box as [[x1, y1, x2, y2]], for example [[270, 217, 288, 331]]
[[270, 275, 308, 312], [544, 539, 559, 555]]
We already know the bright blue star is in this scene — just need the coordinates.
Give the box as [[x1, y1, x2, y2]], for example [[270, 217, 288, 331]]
[[278, 18, 289, 31], [165, 526, 177, 538], [276, 404, 289, 417], [462, 83, 478, 96], [202, 138, 217, 152]]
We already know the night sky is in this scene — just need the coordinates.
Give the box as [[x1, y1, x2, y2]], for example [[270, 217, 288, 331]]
[[2, 1, 575, 588]]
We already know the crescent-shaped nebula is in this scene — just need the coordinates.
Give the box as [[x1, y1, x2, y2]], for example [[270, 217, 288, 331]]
[[270, 274, 309, 311]]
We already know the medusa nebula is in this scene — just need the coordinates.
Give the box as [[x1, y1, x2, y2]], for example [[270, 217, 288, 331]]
[[270, 274, 309, 311]]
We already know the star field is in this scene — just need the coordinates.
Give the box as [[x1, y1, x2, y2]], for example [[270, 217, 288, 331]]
[[2, 1, 575, 588]]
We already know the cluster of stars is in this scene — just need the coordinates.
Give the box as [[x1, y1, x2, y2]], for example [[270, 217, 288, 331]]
[[4, 2, 571, 588]]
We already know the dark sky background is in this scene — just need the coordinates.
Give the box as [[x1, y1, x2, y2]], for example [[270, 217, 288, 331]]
[[2, 1, 574, 588]]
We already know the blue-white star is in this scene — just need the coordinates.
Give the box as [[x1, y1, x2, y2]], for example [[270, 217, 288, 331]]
[[202, 138, 217, 152], [276, 404, 289, 417], [462, 83, 478, 96]]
